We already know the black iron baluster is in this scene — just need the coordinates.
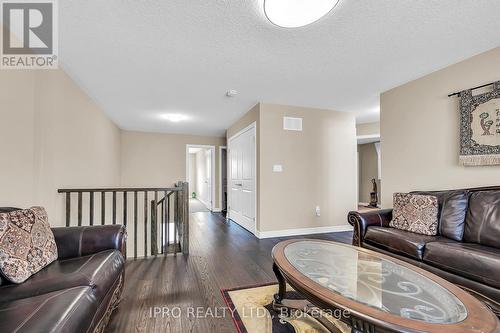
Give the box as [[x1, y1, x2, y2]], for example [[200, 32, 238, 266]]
[[77, 192, 82, 226], [161, 191, 166, 254], [101, 192, 105, 225], [112, 191, 117, 224], [144, 191, 148, 258], [182, 182, 189, 255], [89, 192, 94, 226], [134, 191, 138, 259], [166, 192, 170, 253], [152, 191, 158, 255], [65, 192, 71, 227], [123, 191, 128, 226], [174, 190, 178, 253]]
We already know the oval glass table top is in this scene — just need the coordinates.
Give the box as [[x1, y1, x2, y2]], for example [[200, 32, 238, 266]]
[[283, 241, 468, 324]]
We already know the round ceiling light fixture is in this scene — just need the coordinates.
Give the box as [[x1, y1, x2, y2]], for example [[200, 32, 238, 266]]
[[160, 113, 190, 122], [264, 0, 340, 28]]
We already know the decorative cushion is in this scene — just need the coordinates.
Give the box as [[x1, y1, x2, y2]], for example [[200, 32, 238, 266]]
[[389, 193, 439, 236], [411, 190, 469, 241], [0, 207, 58, 283]]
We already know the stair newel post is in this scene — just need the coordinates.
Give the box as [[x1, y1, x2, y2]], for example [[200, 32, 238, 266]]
[[182, 181, 189, 255]]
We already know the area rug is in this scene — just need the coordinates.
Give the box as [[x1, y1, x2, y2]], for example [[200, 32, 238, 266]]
[[221, 283, 350, 333]]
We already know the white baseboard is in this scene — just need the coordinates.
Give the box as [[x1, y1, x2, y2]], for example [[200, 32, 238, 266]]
[[255, 225, 353, 239], [212, 207, 222, 212]]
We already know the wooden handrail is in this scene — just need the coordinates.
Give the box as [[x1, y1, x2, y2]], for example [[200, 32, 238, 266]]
[[156, 191, 175, 206], [58, 187, 180, 193]]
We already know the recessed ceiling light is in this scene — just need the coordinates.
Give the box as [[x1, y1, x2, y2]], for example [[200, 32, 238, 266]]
[[264, 0, 340, 28], [160, 113, 190, 122]]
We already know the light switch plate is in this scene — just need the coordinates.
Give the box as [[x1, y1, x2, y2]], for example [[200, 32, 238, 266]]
[[273, 164, 283, 172]]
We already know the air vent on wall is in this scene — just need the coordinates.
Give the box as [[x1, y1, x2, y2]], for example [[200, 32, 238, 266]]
[[283, 117, 303, 131]]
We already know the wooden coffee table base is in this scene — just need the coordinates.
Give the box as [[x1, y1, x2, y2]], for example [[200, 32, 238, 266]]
[[273, 263, 355, 333]]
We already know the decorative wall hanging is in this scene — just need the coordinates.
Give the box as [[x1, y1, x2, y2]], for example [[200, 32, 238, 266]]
[[458, 81, 500, 166]]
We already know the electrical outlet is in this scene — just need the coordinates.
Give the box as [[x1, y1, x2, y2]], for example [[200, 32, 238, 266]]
[[315, 206, 321, 217]]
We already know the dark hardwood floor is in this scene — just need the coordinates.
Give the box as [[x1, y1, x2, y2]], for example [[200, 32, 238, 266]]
[[106, 211, 352, 333]]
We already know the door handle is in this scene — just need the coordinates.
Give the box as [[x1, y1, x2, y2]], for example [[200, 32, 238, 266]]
[[235, 183, 243, 186]]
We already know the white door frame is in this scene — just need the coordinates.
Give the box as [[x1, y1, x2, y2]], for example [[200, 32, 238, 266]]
[[218, 146, 227, 212], [186, 144, 216, 211], [227, 122, 257, 234]]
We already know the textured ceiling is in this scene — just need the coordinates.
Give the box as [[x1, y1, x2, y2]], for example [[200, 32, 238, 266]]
[[59, 0, 500, 136]]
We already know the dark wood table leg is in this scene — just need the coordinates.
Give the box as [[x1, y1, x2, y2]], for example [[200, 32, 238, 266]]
[[273, 262, 286, 304], [272, 262, 351, 333], [273, 299, 345, 333]]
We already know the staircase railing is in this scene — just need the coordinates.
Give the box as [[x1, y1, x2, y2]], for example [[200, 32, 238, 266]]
[[58, 182, 189, 258]]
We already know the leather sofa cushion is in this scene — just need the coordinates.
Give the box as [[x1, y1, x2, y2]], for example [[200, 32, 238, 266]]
[[0, 249, 124, 303], [0, 286, 97, 333], [364, 227, 442, 260], [463, 191, 500, 248], [52, 225, 126, 259], [424, 242, 500, 289], [412, 190, 468, 241]]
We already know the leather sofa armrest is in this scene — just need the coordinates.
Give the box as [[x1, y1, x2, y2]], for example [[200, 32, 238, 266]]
[[348, 209, 393, 247], [51, 225, 127, 259]]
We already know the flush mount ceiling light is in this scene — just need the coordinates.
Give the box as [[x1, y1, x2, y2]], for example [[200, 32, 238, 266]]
[[264, 0, 340, 28], [160, 113, 190, 122]]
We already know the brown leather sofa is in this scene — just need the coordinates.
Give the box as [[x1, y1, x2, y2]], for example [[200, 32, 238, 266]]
[[348, 186, 500, 317], [0, 207, 126, 333]]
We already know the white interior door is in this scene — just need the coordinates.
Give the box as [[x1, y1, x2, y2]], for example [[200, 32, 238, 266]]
[[205, 149, 212, 208], [192, 147, 213, 210], [228, 125, 256, 234]]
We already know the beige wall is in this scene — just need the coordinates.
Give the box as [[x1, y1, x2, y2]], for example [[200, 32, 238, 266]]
[[226, 104, 260, 139], [259, 103, 357, 232], [358, 143, 380, 203], [356, 122, 380, 136], [228, 103, 357, 234], [381, 46, 500, 207], [0, 69, 121, 226], [120, 131, 225, 208], [0, 71, 36, 210]]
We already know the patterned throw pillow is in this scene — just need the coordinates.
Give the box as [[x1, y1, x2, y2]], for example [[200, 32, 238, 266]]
[[0, 207, 58, 283], [389, 193, 439, 236]]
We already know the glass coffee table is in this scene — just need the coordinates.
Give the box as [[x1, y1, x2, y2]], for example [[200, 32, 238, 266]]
[[272, 239, 499, 333]]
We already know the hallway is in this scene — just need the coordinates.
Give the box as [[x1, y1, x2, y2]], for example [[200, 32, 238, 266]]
[[189, 198, 209, 213], [107, 211, 352, 332]]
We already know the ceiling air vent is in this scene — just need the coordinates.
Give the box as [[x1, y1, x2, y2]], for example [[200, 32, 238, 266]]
[[283, 117, 303, 131]]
